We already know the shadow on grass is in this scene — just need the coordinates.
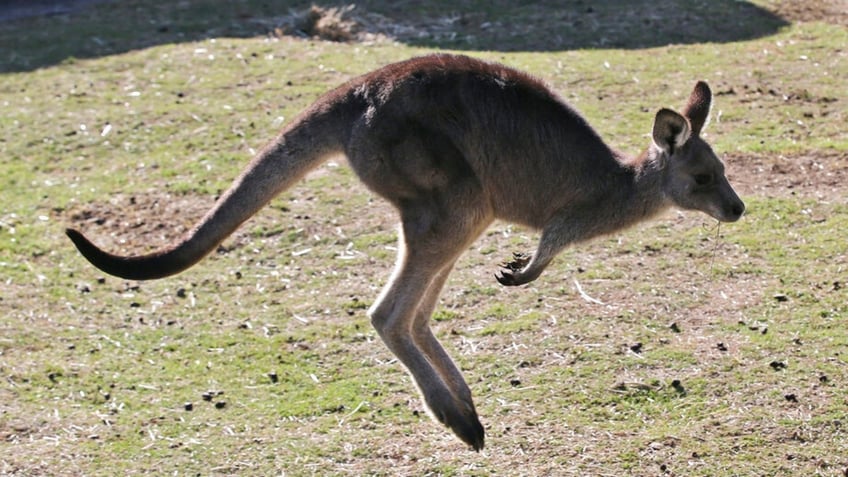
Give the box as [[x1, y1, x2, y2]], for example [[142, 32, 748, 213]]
[[1, 0, 789, 73]]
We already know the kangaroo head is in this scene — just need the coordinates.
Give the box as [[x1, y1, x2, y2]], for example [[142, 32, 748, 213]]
[[651, 81, 745, 223]]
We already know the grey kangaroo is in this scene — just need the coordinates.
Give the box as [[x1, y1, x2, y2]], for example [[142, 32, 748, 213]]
[[67, 54, 745, 451]]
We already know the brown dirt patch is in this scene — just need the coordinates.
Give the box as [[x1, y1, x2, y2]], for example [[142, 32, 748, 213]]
[[770, 0, 848, 26], [725, 150, 848, 202], [65, 192, 216, 253]]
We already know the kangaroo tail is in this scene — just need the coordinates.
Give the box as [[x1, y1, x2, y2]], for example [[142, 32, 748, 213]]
[[66, 101, 350, 280]]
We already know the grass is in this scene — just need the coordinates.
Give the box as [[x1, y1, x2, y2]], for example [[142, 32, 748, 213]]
[[1, 0, 847, 476]]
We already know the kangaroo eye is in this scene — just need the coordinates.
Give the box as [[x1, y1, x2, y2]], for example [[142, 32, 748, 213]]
[[694, 173, 713, 186]]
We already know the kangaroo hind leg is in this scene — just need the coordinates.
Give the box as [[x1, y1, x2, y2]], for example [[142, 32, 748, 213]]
[[409, 258, 483, 437], [369, 197, 491, 450]]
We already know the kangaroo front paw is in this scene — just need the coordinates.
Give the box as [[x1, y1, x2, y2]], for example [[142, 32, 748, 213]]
[[495, 253, 532, 286]]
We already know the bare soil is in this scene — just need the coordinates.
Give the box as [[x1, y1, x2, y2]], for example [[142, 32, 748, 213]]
[[770, 0, 848, 26], [728, 150, 848, 202]]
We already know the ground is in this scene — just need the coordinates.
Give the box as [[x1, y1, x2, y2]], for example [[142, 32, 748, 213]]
[[1, 1, 846, 476]]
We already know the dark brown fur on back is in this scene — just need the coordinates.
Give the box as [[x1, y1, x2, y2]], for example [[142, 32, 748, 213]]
[[335, 54, 620, 229]]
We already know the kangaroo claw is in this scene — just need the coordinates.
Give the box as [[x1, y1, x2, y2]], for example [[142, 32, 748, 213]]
[[495, 253, 532, 286]]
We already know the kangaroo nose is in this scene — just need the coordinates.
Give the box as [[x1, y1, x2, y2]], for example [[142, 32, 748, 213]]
[[729, 200, 745, 221]]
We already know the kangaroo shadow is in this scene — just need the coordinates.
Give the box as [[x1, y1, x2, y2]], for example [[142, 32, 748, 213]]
[[1, 0, 789, 73]]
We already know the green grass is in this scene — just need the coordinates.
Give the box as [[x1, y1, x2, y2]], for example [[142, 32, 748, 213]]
[[2, 1, 847, 476]]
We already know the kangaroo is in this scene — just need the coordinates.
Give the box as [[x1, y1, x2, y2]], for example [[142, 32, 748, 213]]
[[66, 54, 745, 451]]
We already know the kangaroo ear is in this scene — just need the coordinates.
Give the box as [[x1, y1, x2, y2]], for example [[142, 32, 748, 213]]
[[683, 81, 712, 136], [652, 108, 691, 155]]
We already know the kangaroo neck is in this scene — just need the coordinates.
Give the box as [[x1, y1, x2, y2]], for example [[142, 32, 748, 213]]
[[628, 151, 670, 220], [604, 149, 670, 231]]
